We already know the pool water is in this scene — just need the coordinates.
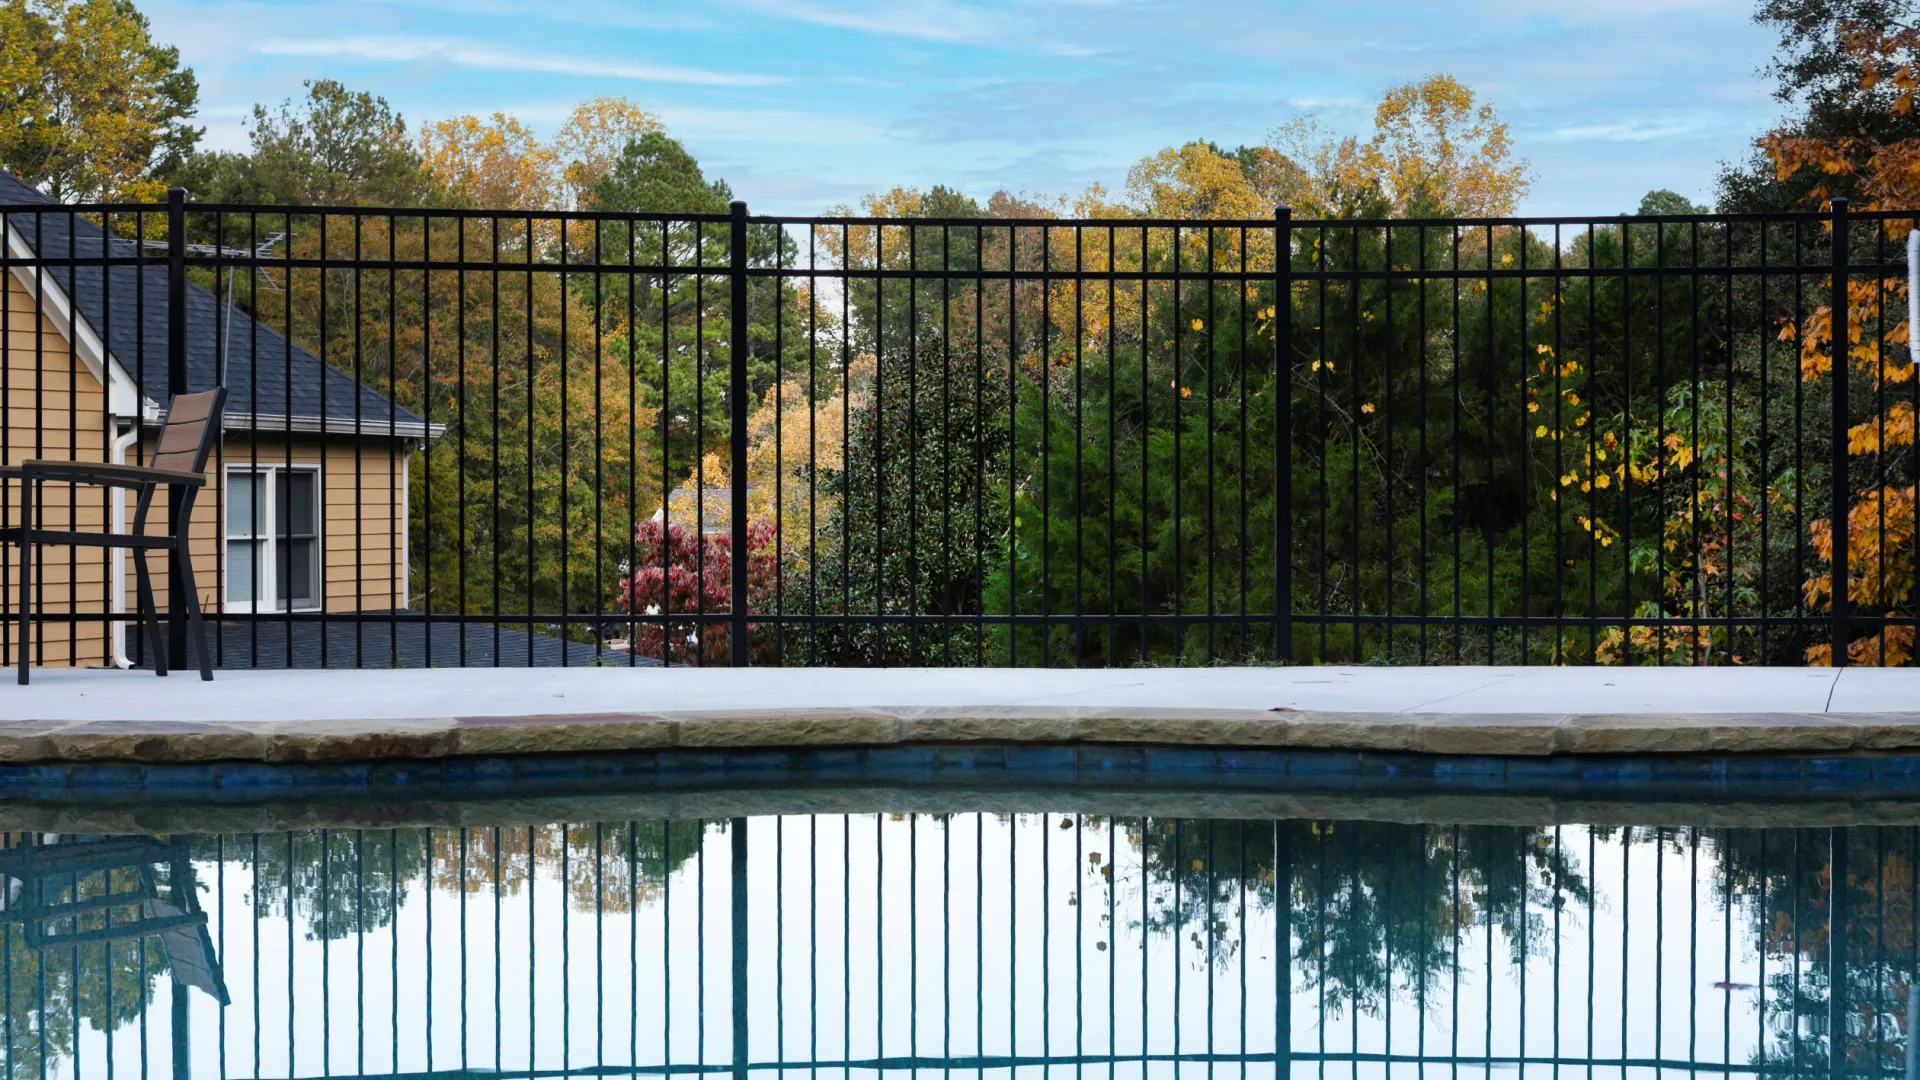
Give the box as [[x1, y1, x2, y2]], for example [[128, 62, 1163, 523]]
[[0, 811, 1907, 1079]]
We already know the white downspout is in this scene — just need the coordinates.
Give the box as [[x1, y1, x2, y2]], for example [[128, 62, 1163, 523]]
[[108, 423, 138, 668]]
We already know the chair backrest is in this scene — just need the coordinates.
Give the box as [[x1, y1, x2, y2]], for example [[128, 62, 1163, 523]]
[[150, 388, 227, 475]]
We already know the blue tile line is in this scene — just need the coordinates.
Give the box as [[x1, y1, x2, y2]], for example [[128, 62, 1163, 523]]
[[11, 747, 1920, 800]]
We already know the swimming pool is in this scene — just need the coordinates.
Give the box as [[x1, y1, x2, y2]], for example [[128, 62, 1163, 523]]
[[1, 772, 1912, 1080]]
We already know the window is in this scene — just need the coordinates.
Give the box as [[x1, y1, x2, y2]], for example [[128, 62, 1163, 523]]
[[225, 467, 320, 612]]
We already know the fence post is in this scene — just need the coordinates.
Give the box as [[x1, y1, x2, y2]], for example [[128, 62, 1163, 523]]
[[729, 201, 751, 666], [166, 186, 189, 672], [730, 816, 749, 1080], [1273, 821, 1292, 1067], [1830, 197, 1850, 667], [1273, 207, 1293, 663], [1830, 825, 1850, 1079]]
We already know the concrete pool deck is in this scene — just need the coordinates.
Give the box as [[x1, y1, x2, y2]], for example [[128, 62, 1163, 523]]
[[0, 664, 1918, 764]]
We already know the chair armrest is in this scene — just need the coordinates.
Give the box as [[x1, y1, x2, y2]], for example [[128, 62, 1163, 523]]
[[20, 460, 207, 488]]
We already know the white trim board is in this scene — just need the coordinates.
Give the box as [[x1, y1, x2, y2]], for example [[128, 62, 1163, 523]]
[[3, 222, 141, 419]]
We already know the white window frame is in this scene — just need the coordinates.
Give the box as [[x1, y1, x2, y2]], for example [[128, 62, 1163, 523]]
[[224, 465, 323, 614]]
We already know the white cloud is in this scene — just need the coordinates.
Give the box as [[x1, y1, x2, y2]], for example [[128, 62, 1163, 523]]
[[722, 0, 1034, 48], [255, 35, 789, 87], [365, 0, 716, 31], [1544, 120, 1703, 143], [658, 106, 887, 145]]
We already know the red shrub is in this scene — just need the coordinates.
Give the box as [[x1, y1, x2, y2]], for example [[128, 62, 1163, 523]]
[[615, 519, 779, 665]]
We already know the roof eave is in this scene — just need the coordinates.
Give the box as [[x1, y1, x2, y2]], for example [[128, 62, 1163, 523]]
[[219, 413, 444, 441], [4, 222, 141, 419]]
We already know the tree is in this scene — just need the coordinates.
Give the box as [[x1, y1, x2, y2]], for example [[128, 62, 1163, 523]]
[[588, 131, 803, 481], [171, 80, 432, 207], [590, 131, 729, 215], [1263, 76, 1529, 219], [419, 112, 560, 210], [743, 370, 856, 576], [422, 98, 669, 211], [1764, 21, 1920, 665], [1124, 77, 1526, 222], [1720, 0, 1920, 210], [554, 97, 662, 208], [808, 185, 1030, 664], [0, 0, 199, 201], [614, 515, 779, 664], [1363, 74, 1529, 217], [1125, 142, 1270, 219]]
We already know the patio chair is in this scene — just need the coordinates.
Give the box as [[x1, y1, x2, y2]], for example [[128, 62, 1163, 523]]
[[3, 388, 227, 684]]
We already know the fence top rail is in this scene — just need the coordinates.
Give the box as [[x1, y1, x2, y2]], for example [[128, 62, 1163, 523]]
[[0, 201, 1861, 231], [0, 200, 736, 225], [0, 201, 163, 216], [753, 210, 1840, 229]]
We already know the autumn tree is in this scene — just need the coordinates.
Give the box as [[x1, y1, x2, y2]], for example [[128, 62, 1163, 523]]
[[1227, 74, 1531, 219], [1363, 75, 1529, 217], [742, 367, 857, 576], [0, 0, 199, 201], [554, 97, 662, 208], [421, 96, 663, 210], [1125, 142, 1271, 220], [420, 112, 557, 209], [1721, 0, 1920, 210], [1766, 21, 1920, 665], [1116, 77, 1524, 273]]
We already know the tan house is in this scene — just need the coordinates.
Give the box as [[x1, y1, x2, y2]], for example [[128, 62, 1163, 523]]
[[2, 172, 434, 669]]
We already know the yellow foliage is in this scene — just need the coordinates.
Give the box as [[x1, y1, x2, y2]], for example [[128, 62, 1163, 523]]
[[0, 0, 195, 201], [1258, 76, 1528, 218], [678, 356, 869, 574], [1104, 75, 1531, 222], [739, 370, 859, 572], [1849, 400, 1918, 454], [420, 113, 560, 210], [1125, 143, 1268, 220], [554, 97, 662, 208], [1365, 74, 1530, 216], [420, 98, 666, 211], [1767, 23, 1920, 663]]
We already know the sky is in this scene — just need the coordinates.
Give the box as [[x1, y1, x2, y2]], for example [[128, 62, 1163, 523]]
[[140, 0, 1788, 217]]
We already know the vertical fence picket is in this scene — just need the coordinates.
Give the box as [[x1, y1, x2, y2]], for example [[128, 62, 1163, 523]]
[[0, 191, 1904, 670]]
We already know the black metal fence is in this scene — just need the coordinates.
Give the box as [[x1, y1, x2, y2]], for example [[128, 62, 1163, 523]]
[[3, 191, 1916, 668], [1, 817, 1914, 1079]]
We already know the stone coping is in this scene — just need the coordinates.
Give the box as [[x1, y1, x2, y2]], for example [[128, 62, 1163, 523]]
[[8, 706, 1920, 763]]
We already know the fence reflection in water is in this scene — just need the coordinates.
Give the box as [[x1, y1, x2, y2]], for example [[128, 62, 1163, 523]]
[[0, 817, 1910, 1079]]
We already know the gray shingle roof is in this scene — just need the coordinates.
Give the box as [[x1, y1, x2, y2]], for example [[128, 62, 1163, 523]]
[[128, 615, 665, 669], [0, 172, 427, 434]]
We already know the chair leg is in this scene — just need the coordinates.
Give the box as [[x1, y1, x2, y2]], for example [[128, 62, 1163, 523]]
[[15, 484, 29, 687], [133, 552, 166, 678], [175, 543, 213, 681]]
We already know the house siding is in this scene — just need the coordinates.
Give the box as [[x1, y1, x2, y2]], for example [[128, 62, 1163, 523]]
[[1, 267, 112, 667], [175, 435, 408, 615], [2, 270, 416, 667]]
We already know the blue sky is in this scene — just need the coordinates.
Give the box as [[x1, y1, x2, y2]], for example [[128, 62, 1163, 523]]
[[142, 0, 1786, 216]]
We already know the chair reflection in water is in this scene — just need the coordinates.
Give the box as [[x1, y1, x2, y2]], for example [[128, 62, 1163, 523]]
[[0, 834, 228, 1078]]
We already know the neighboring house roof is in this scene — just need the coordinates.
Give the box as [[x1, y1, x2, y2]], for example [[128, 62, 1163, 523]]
[[0, 172, 433, 438], [130, 615, 664, 669], [650, 486, 732, 534]]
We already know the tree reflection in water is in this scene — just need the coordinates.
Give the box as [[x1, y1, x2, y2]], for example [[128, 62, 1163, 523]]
[[2, 817, 1915, 1080]]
